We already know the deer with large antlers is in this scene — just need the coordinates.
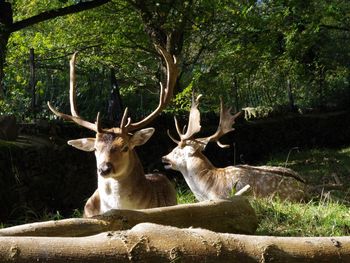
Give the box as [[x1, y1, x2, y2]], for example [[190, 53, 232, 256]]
[[48, 46, 178, 217], [162, 95, 306, 201]]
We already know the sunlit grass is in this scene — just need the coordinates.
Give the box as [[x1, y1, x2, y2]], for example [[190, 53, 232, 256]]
[[252, 198, 350, 236], [177, 186, 197, 204]]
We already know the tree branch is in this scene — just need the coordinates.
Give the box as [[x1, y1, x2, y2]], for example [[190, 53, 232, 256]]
[[9, 0, 111, 33], [320, 24, 350, 32]]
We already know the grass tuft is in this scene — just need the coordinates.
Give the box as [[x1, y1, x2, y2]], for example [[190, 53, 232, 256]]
[[252, 198, 350, 236]]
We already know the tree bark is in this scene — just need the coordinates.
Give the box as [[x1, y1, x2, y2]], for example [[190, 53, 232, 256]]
[[107, 67, 123, 126], [0, 198, 258, 237], [0, 31, 9, 97], [8, 0, 111, 33], [0, 223, 349, 263]]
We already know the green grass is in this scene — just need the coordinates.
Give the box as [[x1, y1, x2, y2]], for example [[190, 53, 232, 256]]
[[252, 198, 350, 236], [176, 186, 197, 204]]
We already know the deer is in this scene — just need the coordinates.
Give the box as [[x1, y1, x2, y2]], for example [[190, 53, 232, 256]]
[[48, 46, 178, 217], [162, 95, 307, 202]]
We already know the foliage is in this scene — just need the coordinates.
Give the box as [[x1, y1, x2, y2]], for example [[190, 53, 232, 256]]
[[0, 0, 349, 120]]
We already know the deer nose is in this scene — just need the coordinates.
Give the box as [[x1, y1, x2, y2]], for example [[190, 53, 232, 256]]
[[98, 162, 113, 176]]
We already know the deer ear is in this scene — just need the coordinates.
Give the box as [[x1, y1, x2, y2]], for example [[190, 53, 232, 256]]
[[129, 128, 155, 149], [68, 138, 96, 152]]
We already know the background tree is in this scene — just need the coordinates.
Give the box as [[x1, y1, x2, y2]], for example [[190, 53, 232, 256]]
[[1, 0, 349, 121], [0, 0, 111, 98]]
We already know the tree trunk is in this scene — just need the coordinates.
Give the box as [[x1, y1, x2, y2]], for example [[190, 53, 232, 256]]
[[0, 37, 6, 98], [287, 79, 297, 112], [0, 223, 349, 263], [107, 67, 123, 126], [0, 31, 10, 98], [0, 0, 12, 98], [0, 198, 258, 237]]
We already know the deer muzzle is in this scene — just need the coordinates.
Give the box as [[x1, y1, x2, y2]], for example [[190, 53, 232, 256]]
[[98, 162, 113, 176], [161, 156, 173, 169]]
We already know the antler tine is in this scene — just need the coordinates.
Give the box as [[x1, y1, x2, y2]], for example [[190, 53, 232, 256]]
[[167, 129, 180, 144], [47, 102, 98, 132], [199, 97, 241, 148], [96, 112, 102, 133], [69, 52, 79, 117], [126, 45, 179, 131], [174, 94, 202, 142], [47, 52, 98, 133], [120, 107, 132, 130]]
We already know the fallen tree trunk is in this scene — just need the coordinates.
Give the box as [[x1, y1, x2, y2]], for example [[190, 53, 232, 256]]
[[0, 223, 349, 263], [0, 198, 257, 237]]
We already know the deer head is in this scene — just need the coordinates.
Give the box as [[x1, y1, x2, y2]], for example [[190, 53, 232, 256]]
[[48, 46, 178, 179], [162, 95, 241, 172]]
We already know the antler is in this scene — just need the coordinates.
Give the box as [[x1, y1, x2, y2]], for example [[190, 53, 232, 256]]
[[122, 45, 179, 132], [48, 46, 177, 134], [199, 98, 241, 148], [47, 52, 101, 132], [173, 94, 202, 142]]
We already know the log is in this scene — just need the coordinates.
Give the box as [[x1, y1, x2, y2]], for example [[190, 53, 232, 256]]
[[0, 223, 349, 263], [0, 198, 257, 237]]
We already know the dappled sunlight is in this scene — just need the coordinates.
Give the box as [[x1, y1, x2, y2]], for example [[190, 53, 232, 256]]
[[265, 146, 350, 202]]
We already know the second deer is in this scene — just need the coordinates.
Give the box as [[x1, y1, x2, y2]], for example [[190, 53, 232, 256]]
[[162, 95, 306, 201], [48, 46, 178, 217]]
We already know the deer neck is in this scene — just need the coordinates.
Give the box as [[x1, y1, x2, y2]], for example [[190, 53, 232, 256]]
[[181, 152, 217, 201], [97, 150, 149, 211]]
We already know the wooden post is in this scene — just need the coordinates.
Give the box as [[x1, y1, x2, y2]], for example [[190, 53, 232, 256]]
[[287, 79, 296, 112], [232, 75, 239, 112], [29, 48, 36, 120]]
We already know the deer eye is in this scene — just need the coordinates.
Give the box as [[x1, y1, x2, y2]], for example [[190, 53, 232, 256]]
[[110, 146, 118, 153], [121, 145, 129, 152]]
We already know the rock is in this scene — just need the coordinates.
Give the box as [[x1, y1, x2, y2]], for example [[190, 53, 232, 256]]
[[0, 115, 18, 140]]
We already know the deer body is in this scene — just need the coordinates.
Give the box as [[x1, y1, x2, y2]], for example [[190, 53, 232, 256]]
[[85, 173, 176, 217], [163, 95, 306, 201], [163, 146, 305, 201], [83, 142, 177, 217], [48, 46, 178, 217]]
